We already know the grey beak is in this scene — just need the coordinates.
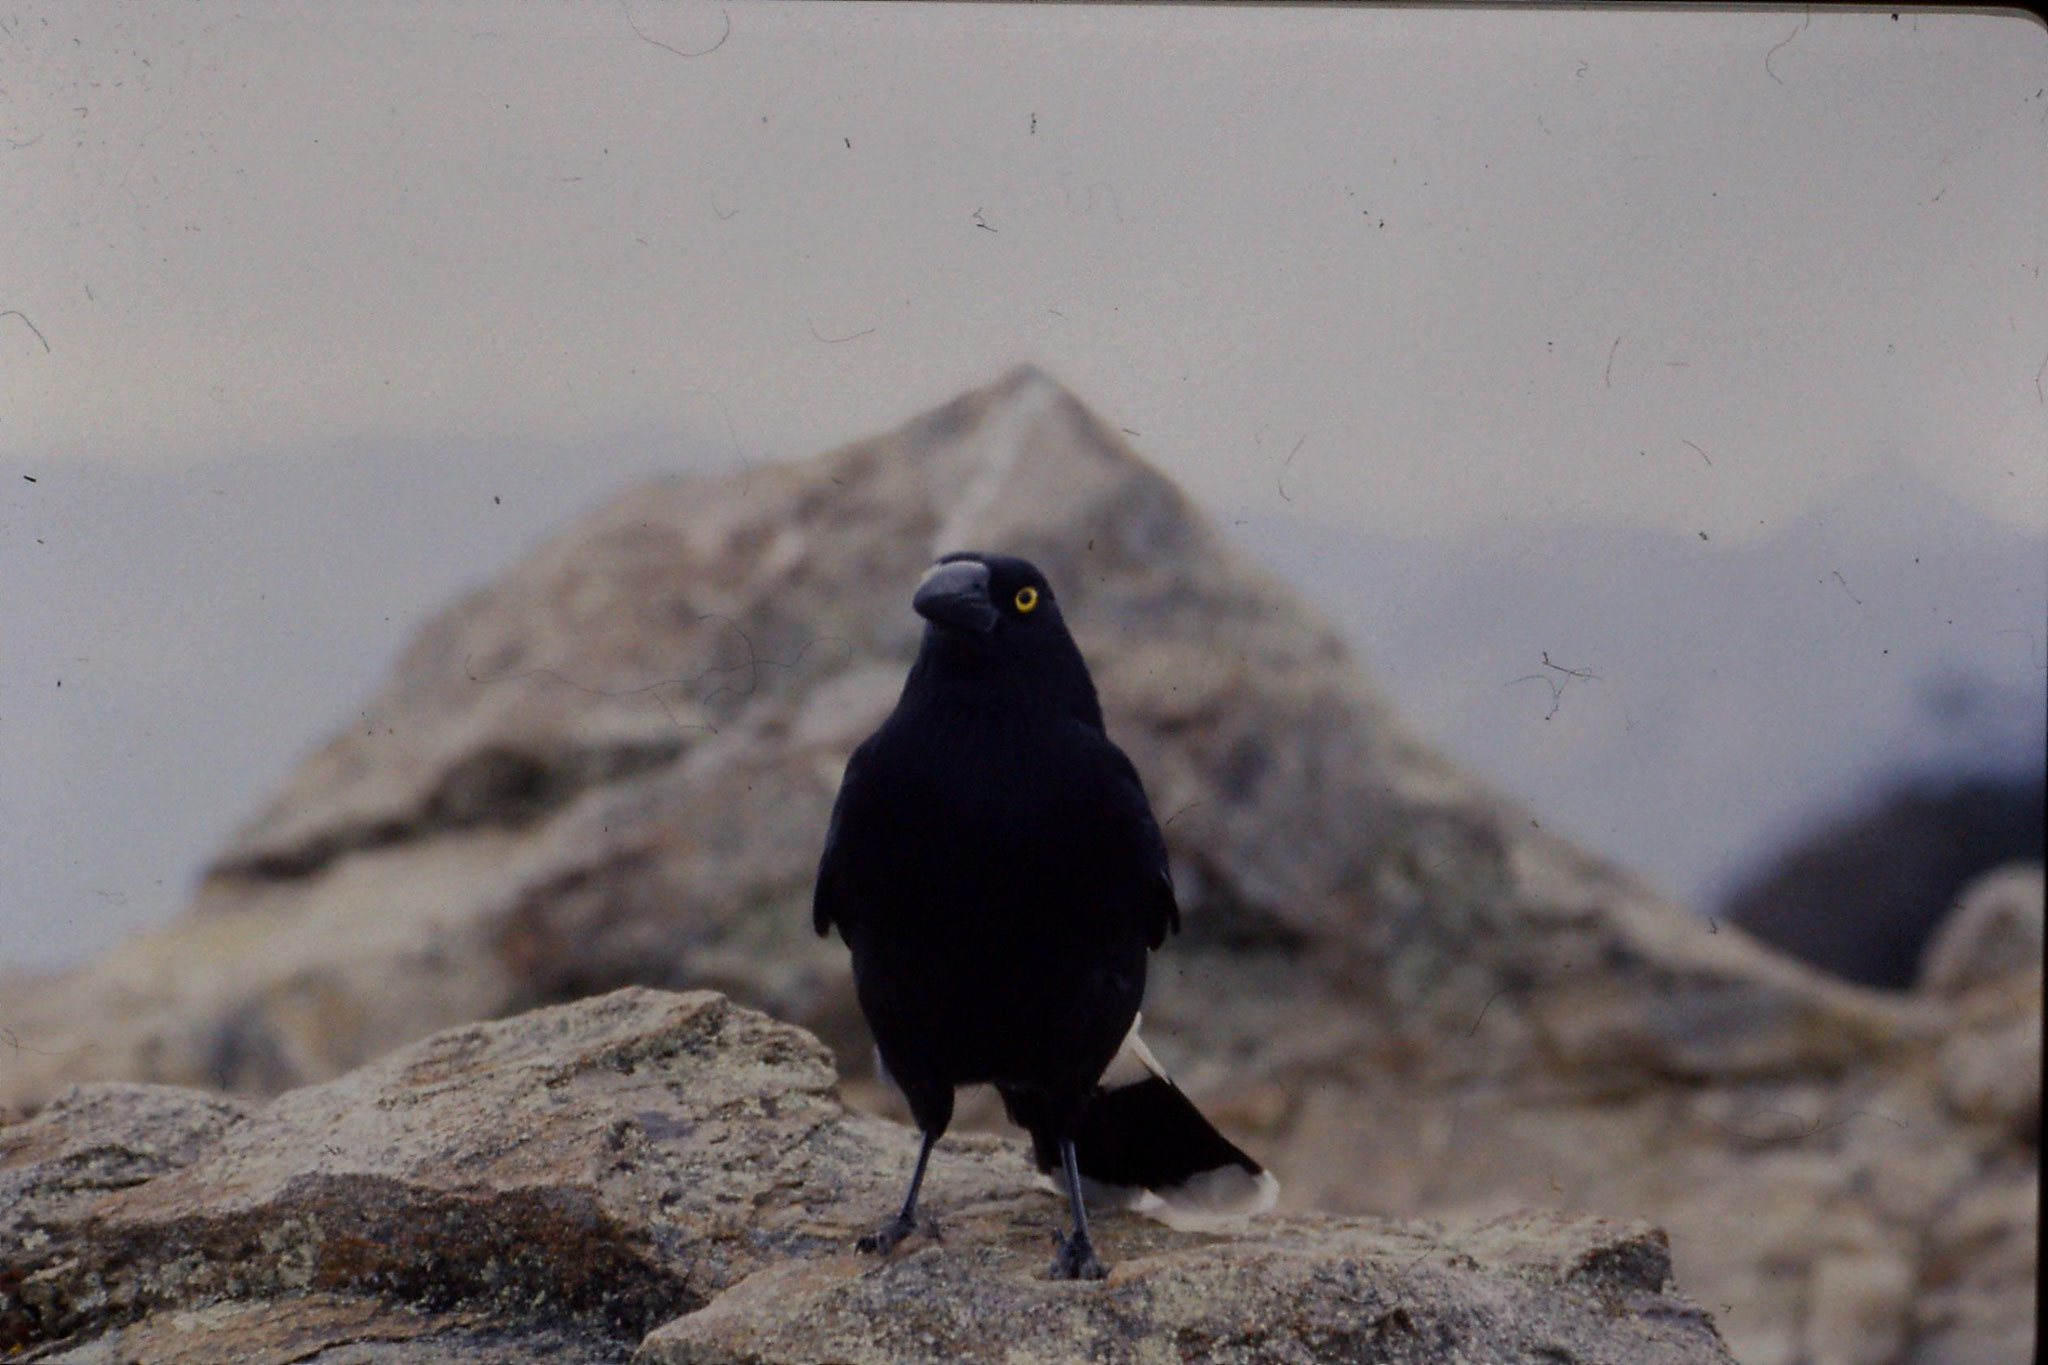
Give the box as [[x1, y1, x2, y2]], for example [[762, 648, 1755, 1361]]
[[913, 559, 999, 635]]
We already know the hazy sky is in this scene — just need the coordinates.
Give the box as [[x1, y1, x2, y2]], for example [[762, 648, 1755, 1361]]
[[9, 4, 2045, 528], [4, 4, 2045, 969]]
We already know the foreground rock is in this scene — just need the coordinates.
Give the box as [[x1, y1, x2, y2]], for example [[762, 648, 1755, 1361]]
[[1, 989, 1733, 1363], [1, 367, 2035, 1364]]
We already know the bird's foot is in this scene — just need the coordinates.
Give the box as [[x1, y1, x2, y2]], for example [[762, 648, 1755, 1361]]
[[1048, 1228, 1109, 1281], [856, 1212, 934, 1256]]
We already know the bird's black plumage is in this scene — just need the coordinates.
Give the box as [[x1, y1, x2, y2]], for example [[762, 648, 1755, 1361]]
[[814, 551, 1272, 1279]]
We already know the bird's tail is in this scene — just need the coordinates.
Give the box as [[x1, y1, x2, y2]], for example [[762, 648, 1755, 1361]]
[[1003, 1019, 1279, 1232]]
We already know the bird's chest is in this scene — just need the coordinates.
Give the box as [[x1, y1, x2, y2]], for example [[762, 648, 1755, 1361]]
[[856, 721, 1097, 920]]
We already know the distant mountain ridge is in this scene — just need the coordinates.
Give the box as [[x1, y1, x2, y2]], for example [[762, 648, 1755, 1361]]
[[1233, 458, 2046, 913]]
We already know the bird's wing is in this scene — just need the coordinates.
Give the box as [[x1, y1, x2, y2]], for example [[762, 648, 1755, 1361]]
[[812, 735, 877, 937], [1088, 731, 1182, 949]]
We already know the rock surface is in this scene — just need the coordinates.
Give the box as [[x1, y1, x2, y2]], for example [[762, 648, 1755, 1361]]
[[0, 367, 2035, 1364], [2, 988, 1736, 1364], [1918, 863, 2046, 1001]]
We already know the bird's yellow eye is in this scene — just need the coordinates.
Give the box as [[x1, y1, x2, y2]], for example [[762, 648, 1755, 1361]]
[[1014, 586, 1040, 613]]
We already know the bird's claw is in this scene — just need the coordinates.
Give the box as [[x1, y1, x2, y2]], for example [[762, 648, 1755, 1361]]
[[857, 1212, 939, 1256], [856, 1214, 917, 1255], [1049, 1230, 1109, 1281]]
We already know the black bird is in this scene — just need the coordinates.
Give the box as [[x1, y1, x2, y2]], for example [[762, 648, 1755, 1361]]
[[813, 551, 1276, 1280]]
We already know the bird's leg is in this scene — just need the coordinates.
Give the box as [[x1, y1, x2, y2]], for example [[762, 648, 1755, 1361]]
[[1048, 1137, 1109, 1280], [857, 1128, 940, 1255]]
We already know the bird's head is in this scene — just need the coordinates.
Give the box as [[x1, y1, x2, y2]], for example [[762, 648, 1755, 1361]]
[[912, 551, 1063, 640], [908, 551, 1101, 725]]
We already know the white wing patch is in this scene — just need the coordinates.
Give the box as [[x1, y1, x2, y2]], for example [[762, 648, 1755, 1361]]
[[1098, 1014, 1169, 1090]]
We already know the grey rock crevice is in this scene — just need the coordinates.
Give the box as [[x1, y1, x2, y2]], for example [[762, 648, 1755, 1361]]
[[207, 737, 692, 885]]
